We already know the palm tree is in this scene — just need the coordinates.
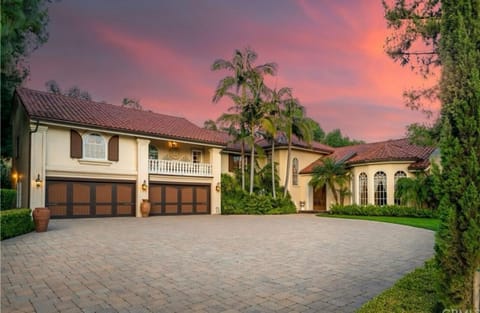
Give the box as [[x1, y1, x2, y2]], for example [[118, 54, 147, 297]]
[[281, 96, 313, 197], [309, 158, 350, 205], [217, 109, 249, 191], [211, 48, 277, 194], [262, 87, 292, 199]]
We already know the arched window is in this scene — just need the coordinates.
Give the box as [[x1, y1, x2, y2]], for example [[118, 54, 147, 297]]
[[374, 171, 387, 205], [292, 158, 299, 185], [83, 133, 106, 159], [149, 144, 158, 160], [394, 171, 407, 205], [359, 172, 368, 205]]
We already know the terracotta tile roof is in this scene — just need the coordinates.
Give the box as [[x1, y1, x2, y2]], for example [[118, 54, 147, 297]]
[[300, 138, 436, 174], [223, 133, 333, 154], [16, 88, 228, 146]]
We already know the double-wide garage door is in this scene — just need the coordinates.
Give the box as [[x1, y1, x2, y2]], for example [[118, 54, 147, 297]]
[[149, 184, 210, 215], [46, 180, 136, 218]]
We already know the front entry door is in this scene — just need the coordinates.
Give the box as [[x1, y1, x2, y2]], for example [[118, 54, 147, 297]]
[[313, 185, 327, 211]]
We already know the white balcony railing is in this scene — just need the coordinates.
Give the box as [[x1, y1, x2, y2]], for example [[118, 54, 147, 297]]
[[148, 159, 212, 177]]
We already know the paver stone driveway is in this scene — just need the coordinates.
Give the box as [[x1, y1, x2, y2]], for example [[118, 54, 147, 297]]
[[1, 215, 434, 313]]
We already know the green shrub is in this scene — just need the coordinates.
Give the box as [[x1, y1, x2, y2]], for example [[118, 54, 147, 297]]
[[221, 174, 296, 215], [0, 208, 34, 240], [0, 189, 16, 211], [329, 204, 437, 218]]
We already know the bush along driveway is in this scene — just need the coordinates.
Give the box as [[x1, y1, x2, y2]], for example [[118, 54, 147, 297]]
[[1, 215, 434, 313]]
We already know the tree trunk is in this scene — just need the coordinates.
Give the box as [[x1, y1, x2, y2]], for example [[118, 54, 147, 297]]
[[271, 140, 276, 199], [241, 142, 245, 191], [249, 127, 255, 195], [283, 137, 292, 197]]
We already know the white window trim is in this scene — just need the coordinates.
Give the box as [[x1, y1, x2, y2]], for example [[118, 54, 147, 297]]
[[82, 132, 107, 161], [192, 149, 203, 163]]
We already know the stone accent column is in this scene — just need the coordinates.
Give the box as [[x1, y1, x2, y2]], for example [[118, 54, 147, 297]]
[[209, 148, 222, 214], [29, 125, 48, 210], [136, 139, 150, 217]]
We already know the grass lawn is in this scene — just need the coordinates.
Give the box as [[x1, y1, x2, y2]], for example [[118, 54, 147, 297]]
[[357, 260, 439, 313], [317, 214, 440, 231]]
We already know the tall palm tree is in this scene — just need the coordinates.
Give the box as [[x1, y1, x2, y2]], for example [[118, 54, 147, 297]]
[[217, 109, 249, 191], [309, 158, 350, 205], [211, 48, 277, 194], [262, 87, 292, 199], [281, 96, 313, 197]]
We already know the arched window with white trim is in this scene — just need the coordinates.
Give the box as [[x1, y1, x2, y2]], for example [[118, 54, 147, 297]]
[[292, 158, 299, 185], [374, 171, 387, 205], [83, 133, 106, 160], [394, 171, 407, 205], [359, 172, 368, 205]]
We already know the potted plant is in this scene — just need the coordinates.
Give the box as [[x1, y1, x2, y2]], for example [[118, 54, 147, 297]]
[[33, 207, 50, 232], [140, 199, 151, 217]]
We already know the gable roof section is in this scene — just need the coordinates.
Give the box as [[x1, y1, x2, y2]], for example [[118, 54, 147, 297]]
[[224, 133, 334, 154], [15, 88, 228, 146], [300, 138, 436, 174]]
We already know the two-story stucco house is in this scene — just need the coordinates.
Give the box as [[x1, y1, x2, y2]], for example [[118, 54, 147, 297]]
[[12, 88, 438, 217]]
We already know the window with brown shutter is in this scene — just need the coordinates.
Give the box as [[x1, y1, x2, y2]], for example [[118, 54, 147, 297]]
[[70, 130, 82, 158], [108, 135, 119, 161]]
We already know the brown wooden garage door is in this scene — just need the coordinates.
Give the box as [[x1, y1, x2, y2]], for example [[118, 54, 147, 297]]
[[46, 179, 136, 218], [149, 184, 210, 215]]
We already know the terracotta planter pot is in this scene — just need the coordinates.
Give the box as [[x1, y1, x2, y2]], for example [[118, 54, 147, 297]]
[[33, 207, 50, 232], [140, 199, 151, 217]]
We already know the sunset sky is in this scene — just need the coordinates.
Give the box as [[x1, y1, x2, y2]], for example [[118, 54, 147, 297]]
[[25, 0, 438, 142]]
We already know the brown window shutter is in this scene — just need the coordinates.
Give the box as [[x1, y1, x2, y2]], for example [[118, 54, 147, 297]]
[[108, 135, 119, 161], [70, 130, 82, 158]]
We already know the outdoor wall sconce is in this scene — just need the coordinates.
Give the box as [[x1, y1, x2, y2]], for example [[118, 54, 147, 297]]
[[35, 174, 42, 188], [215, 182, 221, 192], [168, 141, 178, 149], [141, 180, 148, 191]]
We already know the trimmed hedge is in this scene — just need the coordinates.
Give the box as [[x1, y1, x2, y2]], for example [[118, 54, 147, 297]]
[[1, 189, 16, 211], [329, 204, 438, 218], [1, 208, 34, 240]]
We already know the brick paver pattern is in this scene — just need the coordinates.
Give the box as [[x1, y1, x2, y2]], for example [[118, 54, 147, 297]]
[[1, 215, 434, 313]]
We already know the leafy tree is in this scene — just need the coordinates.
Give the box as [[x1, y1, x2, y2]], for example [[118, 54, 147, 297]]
[[45, 80, 92, 101], [211, 48, 277, 194], [323, 129, 364, 147], [434, 0, 480, 309], [395, 174, 438, 209], [122, 97, 142, 110], [406, 119, 442, 146], [203, 119, 218, 131], [305, 117, 325, 142], [309, 158, 350, 205], [281, 96, 313, 197], [383, 0, 442, 141], [385, 0, 480, 308], [1, 0, 51, 157]]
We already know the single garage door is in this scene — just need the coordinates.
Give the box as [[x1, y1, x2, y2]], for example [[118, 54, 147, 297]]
[[149, 184, 210, 215], [46, 179, 136, 218]]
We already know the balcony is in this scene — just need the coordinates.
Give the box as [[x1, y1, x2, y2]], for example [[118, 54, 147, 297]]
[[148, 159, 212, 177]]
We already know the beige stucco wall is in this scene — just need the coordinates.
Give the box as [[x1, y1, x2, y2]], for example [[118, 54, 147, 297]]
[[276, 148, 324, 210], [350, 162, 415, 206], [45, 127, 138, 180], [150, 140, 211, 163]]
